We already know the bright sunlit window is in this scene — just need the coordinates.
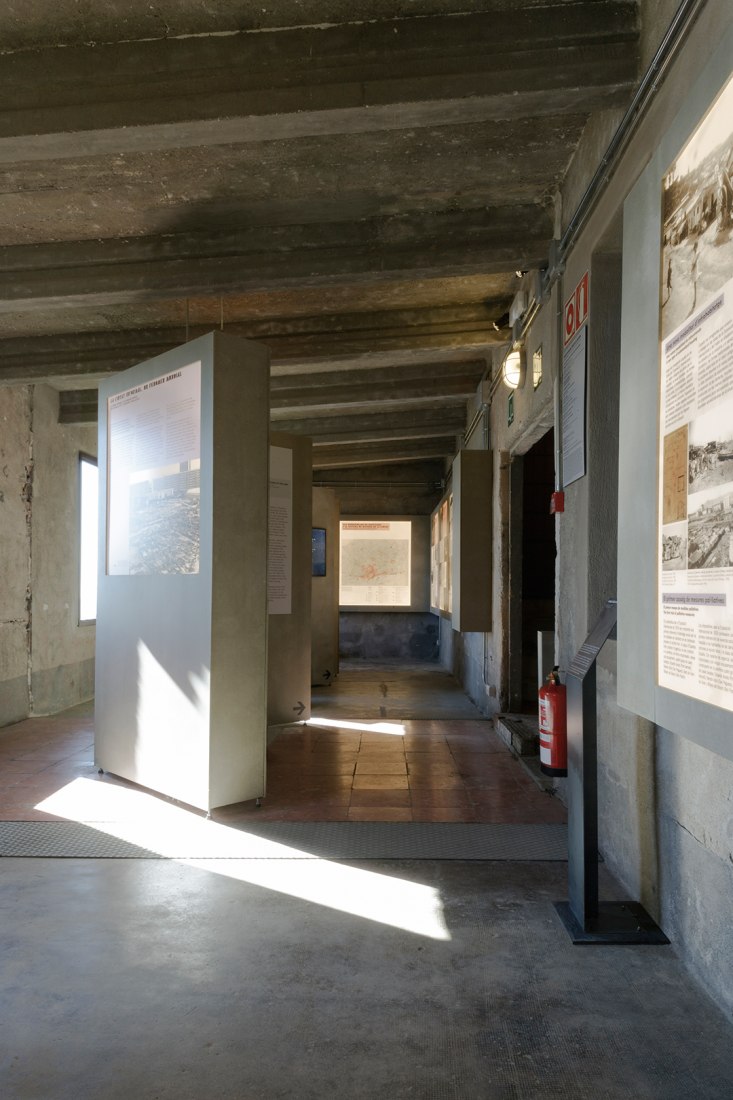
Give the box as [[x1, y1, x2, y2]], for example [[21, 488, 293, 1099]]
[[79, 455, 98, 623]]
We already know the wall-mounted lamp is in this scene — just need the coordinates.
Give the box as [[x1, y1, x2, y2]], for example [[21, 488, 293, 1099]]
[[501, 346, 525, 390]]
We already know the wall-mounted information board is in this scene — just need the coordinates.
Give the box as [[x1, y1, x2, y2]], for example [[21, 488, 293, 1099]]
[[430, 450, 492, 632], [340, 519, 411, 606], [338, 516, 430, 612], [658, 72, 733, 715]]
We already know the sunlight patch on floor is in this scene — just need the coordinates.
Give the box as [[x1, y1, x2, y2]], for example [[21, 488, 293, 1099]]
[[34, 778, 449, 941], [305, 717, 406, 736]]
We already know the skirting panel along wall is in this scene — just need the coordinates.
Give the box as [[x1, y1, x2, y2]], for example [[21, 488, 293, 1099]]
[[95, 332, 270, 812]]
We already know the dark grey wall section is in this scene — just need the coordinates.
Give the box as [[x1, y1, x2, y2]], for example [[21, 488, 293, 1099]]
[[618, 24, 733, 763], [267, 432, 313, 726], [95, 332, 270, 811], [340, 612, 439, 661]]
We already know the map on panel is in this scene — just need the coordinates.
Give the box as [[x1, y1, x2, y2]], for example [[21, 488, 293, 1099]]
[[342, 539, 409, 588], [339, 520, 411, 607]]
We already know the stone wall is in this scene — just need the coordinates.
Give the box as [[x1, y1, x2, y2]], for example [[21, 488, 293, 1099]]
[[0, 387, 33, 726], [0, 384, 97, 725], [340, 612, 439, 661]]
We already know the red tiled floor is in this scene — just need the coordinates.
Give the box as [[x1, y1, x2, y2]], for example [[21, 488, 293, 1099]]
[[352, 774, 410, 790], [0, 679, 567, 826], [348, 806, 413, 821], [349, 789, 411, 807], [355, 761, 407, 776], [409, 789, 474, 806], [413, 806, 478, 822]]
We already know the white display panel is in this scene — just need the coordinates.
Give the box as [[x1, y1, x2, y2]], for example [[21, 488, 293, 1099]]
[[107, 360, 201, 575], [561, 324, 587, 487], [268, 445, 293, 615], [79, 457, 98, 621], [339, 520, 412, 607], [658, 73, 733, 714]]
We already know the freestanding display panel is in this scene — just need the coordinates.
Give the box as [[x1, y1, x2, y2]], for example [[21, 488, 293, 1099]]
[[311, 487, 340, 686], [95, 332, 271, 812], [267, 432, 313, 727], [430, 450, 492, 631]]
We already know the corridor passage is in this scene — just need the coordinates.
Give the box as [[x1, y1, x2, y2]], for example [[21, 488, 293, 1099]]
[[0, 660, 564, 827], [226, 661, 566, 823]]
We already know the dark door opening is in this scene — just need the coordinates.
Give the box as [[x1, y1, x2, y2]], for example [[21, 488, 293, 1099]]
[[509, 429, 556, 712]]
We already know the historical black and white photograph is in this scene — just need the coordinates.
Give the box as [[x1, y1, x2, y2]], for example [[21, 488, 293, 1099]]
[[662, 521, 688, 572], [661, 74, 733, 340], [687, 486, 733, 570], [128, 460, 201, 575], [107, 361, 202, 575], [688, 407, 733, 494]]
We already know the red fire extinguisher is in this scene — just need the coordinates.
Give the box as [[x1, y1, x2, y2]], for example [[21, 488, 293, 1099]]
[[538, 666, 567, 777]]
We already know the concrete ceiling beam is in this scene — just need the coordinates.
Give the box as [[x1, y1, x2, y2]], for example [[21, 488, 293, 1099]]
[[272, 394, 470, 418], [270, 408, 467, 439], [270, 373, 481, 411], [312, 438, 459, 469], [302, 424, 465, 446], [0, 87, 636, 166], [0, 208, 551, 312], [0, 7, 638, 140], [0, 313, 500, 386], [58, 393, 469, 437], [270, 360, 485, 394]]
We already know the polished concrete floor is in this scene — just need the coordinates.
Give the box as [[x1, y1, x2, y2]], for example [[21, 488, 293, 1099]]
[[1, 661, 733, 1098]]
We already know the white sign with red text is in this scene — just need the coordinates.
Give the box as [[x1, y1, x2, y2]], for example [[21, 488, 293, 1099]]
[[562, 273, 589, 486]]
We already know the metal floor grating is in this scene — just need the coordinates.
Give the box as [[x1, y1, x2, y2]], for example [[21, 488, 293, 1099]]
[[0, 821, 568, 861]]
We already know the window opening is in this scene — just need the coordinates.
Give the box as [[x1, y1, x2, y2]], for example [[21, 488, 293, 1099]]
[[79, 455, 98, 623]]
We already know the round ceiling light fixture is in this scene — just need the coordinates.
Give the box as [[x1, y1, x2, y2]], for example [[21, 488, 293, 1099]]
[[502, 347, 524, 390]]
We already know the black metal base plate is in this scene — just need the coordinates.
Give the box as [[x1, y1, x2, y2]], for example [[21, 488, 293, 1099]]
[[554, 900, 670, 945]]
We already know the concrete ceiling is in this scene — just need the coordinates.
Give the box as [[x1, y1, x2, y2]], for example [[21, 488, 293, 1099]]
[[0, 1, 639, 471]]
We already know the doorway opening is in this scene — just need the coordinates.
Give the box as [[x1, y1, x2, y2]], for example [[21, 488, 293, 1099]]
[[509, 429, 556, 712]]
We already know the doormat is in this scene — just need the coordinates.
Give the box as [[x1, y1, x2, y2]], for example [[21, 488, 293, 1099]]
[[0, 820, 568, 861]]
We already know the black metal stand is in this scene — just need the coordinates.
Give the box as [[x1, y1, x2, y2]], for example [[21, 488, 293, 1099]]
[[554, 599, 669, 946]]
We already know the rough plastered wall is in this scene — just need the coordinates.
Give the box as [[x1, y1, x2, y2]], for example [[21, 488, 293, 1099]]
[[0, 387, 33, 725], [440, 282, 557, 718], [439, 418, 494, 713], [30, 385, 97, 713], [0, 384, 96, 725], [553, 1, 733, 1020]]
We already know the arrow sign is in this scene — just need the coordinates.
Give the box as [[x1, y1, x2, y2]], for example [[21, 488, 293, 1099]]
[[293, 700, 305, 717]]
